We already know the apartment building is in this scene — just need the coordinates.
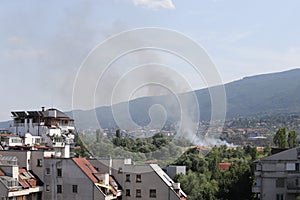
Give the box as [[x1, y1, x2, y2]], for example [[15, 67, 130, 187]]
[[43, 157, 121, 200], [0, 108, 187, 199], [90, 158, 187, 200], [253, 147, 300, 200], [0, 155, 43, 200]]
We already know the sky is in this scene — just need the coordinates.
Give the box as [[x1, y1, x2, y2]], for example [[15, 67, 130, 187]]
[[0, 0, 300, 121]]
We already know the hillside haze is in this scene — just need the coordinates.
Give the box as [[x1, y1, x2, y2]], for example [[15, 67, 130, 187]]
[[70, 68, 300, 130], [1, 69, 300, 130]]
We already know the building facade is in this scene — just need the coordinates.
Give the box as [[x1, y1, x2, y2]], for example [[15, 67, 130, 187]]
[[90, 158, 187, 200], [0, 108, 187, 199], [0, 155, 43, 200], [253, 147, 300, 200]]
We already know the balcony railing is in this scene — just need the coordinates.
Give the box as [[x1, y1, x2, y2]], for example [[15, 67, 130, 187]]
[[252, 186, 261, 193]]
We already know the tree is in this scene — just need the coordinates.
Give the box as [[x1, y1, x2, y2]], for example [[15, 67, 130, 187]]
[[273, 127, 287, 148], [288, 130, 298, 148], [116, 129, 121, 138], [96, 129, 102, 143]]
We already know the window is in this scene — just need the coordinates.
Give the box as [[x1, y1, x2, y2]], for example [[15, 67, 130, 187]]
[[57, 168, 62, 177], [72, 185, 78, 193], [286, 163, 296, 171], [118, 167, 123, 173], [136, 189, 141, 198], [256, 178, 261, 187], [126, 189, 131, 196], [126, 174, 130, 182], [276, 194, 284, 200], [46, 168, 50, 175], [46, 185, 50, 192], [136, 174, 141, 182], [57, 185, 62, 193], [150, 189, 156, 198], [37, 159, 43, 167], [276, 178, 285, 188]]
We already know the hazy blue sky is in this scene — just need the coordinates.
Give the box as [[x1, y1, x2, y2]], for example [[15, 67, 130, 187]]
[[0, 0, 300, 121]]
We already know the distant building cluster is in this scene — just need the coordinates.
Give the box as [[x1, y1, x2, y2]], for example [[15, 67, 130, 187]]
[[0, 108, 187, 200]]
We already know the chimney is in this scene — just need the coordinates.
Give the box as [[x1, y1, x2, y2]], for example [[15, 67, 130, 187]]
[[41, 107, 45, 112]]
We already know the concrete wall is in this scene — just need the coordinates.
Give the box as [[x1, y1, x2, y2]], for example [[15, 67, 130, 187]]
[[43, 158, 105, 200], [164, 166, 186, 179], [91, 159, 182, 200], [114, 165, 179, 200], [0, 181, 8, 199], [0, 150, 45, 181], [0, 150, 29, 169]]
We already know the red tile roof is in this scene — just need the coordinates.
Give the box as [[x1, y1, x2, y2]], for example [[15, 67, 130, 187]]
[[109, 176, 118, 195], [0, 134, 19, 137], [219, 162, 231, 170], [18, 168, 37, 188], [72, 158, 98, 183]]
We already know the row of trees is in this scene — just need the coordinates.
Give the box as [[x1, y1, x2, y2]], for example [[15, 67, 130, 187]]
[[273, 127, 297, 148], [80, 131, 191, 165], [171, 146, 262, 200]]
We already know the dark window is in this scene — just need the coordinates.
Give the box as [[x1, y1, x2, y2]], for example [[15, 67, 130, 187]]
[[126, 174, 130, 182], [276, 194, 284, 200], [46, 185, 50, 192], [126, 189, 131, 196], [118, 167, 123, 173], [57, 168, 62, 177], [276, 178, 285, 188], [296, 179, 299, 186], [57, 185, 62, 193], [46, 168, 50, 175], [72, 185, 78, 193], [150, 189, 156, 198], [136, 174, 141, 182], [296, 163, 299, 171], [136, 189, 141, 198], [37, 159, 43, 167]]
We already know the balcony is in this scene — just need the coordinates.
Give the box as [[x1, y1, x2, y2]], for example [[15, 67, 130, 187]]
[[287, 187, 300, 194], [252, 186, 261, 193], [254, 171, 261, 176], [287, 179, 300, 193], [53, 142, 65, 148]]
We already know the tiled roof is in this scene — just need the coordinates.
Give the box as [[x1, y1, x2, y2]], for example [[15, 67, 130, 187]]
[[73, 158, 120, 196], [109, 176, 118, 195], [18, 168, 37, 188], [0, 134, 19, 137], [219, 162, 231, 170], [72, 158, 98, 183]]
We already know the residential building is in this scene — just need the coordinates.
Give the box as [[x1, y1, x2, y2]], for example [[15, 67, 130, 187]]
[[0, 108, 187, 199], [0, 134, 23, 150], [90, 158, 187, 200], [43, 157, 121, 200], [10, 107, 75, 158], [253, 147, 300, 200], [0, 155, 43, 200]]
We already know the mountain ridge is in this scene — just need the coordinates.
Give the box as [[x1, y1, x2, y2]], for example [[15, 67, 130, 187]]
[[1, 68, 300, 130]]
